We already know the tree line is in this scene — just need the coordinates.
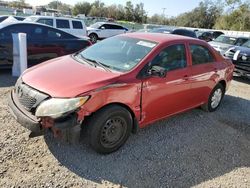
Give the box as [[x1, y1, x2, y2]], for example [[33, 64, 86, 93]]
[[7, 0, 250, 31]]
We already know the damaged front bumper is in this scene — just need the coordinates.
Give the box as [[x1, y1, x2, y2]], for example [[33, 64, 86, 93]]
[[8, 90, 81, 138]]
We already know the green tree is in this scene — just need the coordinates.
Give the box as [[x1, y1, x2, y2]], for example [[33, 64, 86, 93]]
[[215, 3, 250, 31], [9, 0, 28, 9], [133, 3, 147, 23], [72, 2, 92, 16], [48, 1, 72, 14], [125, 1, 134, 21], [174, 0, 222, 29]]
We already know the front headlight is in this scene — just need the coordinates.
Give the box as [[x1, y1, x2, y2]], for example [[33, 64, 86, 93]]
[[35, 96, 89, 118]]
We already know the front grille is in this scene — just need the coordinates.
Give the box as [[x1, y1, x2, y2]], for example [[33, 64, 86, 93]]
[[18, 90, 37, 111], [15, 79, 49, 112]]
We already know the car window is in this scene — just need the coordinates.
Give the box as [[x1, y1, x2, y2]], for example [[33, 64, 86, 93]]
[[242, 40, 250, 48], [235, 38, 249, 46], [30, 26, 46, 39], [56, 19, 70, 29], [72, 21, 83, 29], [101, 24, 113, 29], [0, 16, 7, 22], [214, 36, 236, 45], [47, 29, 62, 39], [190, 44, 214, 65], [78, 36, 157, 72], [151, 44, 187, 71], [112, 25, 124, 30], [0, 24, 31, 39], [37, 18, 53, 26]]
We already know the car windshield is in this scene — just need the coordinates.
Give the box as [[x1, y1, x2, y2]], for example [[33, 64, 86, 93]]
[[214, 35, 237, 45], [241, 40, 250, 48], [89, 22, 102, 29], [76, 36, 157, 72], [24, 16, 37, 22]]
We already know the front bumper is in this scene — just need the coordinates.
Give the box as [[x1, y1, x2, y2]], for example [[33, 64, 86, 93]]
[[8, 90, 42, 133], [8, 90, 79, 135]]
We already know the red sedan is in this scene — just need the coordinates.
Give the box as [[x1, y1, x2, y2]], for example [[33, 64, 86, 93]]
[[9, 33, 234, 154]]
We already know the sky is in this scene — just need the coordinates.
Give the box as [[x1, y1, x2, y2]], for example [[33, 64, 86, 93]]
[[22, 0, 202, 17]]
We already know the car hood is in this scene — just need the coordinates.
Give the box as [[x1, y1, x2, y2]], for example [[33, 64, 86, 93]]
[[22, 55, 121, 98]]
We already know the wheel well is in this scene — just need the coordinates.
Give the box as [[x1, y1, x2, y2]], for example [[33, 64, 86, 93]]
[[89, 32, 98, 37], [93, 103, 138, 133], [218, 80, 226, 92]]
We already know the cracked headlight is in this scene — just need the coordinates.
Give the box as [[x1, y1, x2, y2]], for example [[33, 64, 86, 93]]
[[35, 96, 89, 119]]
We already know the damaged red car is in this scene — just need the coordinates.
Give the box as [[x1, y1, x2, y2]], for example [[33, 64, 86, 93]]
[[9, 33, 234, 154]]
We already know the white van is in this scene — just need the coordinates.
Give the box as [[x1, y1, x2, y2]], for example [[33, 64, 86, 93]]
[[24, 16, 87, 38]]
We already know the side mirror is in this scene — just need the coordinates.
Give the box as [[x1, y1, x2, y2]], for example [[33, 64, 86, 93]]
[[100, 26, 105, 30], [148, 65, 166, 78]]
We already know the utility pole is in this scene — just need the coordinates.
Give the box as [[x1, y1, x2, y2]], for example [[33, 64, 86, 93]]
[[162, 8, 166, 16]]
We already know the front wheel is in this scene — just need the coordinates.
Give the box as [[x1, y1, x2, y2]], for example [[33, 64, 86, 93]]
[[89, 33, 98, 43], [87, 105, 132, 154], [201, 83, 225, 112]]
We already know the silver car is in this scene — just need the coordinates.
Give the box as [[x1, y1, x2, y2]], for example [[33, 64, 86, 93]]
[[209, 35, 249, 54]]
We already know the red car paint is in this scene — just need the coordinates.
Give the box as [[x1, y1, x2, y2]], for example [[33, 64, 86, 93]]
[[21, 33, 234, 129]]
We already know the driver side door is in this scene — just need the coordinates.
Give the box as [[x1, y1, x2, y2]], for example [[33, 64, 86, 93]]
[[140, 43, 193, 126]]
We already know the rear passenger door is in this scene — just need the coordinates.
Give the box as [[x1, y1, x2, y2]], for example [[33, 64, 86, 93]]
[[189, 43, 218, 106], [72, 20, 87, 37], [99, 24, 113, 38]]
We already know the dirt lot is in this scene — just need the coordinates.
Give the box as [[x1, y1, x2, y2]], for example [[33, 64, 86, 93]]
[[0, 71, 250, 188]]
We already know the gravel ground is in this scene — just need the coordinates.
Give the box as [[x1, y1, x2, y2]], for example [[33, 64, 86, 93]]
[[0, 71, 250, 188]]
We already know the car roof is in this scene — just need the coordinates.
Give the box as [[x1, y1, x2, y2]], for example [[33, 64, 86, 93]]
[[26, 15, 84, 22], [0, 21, 51, 29], [95, 21, 123, 26], [121, 32, 202, 43]]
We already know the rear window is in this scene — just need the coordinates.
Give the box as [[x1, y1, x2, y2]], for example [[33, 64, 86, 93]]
[[56, 19, 70, 29], [72, 21, 83, 29]]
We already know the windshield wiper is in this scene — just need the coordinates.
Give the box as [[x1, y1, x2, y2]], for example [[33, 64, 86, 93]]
[[82, 57, 112, 72]]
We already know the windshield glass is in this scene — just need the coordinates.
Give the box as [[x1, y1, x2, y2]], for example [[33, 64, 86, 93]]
[[241, 40, 250, 48], [77, 36, 157, 72], [214, 35, 237, 45], [89, 22, 102, 29]]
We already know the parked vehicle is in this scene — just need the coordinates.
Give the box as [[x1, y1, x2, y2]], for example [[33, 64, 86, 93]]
[[87, 22, 128, 43], [24, 16, 87, 38], [171, 28, 197, 38], [224, 39, 250, 78], [209, 35, 249, 54], [198, 31, 224, 42], [9, 33, 234, 154], [149, 27, 173, 34], [0, 15, 25, 22], [0, 22, 91, 68]]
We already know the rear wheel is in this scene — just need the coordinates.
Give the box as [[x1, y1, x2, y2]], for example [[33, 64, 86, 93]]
[[201, 83, 225, 112], [87, 105, 132, 154], [89, 33, 98, 43]]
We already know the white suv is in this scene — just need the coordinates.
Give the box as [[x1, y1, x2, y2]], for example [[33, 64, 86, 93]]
[[24, 16, 87, 38], [87, 22, 128, 43]]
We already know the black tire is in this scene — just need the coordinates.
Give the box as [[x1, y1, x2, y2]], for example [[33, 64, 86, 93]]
[[201, 83, 225, 112], [89, 33, 98, 43], [87, 105, 132, 154]]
